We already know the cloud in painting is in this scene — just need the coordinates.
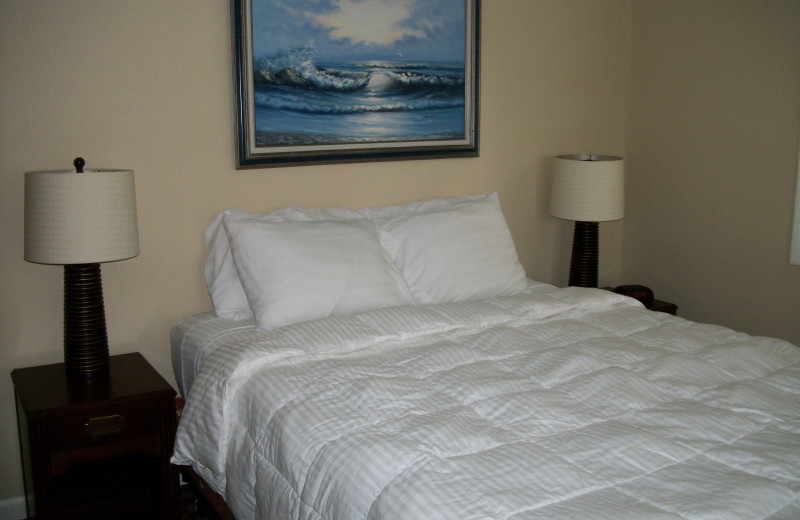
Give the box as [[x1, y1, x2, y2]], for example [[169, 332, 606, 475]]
[[312, 0, 425, 47], [251, 0, 466, 62]]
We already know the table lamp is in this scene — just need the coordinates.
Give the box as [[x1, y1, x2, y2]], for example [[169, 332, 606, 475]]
[[24, 157, 139, 377], [550, 153, 624, 287]]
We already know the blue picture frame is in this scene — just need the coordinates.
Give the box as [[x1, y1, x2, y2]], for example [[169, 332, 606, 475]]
[[233, 0, 480, 168]]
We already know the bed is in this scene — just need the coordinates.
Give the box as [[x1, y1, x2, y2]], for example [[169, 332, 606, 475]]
[[171, 194, 800, 519]]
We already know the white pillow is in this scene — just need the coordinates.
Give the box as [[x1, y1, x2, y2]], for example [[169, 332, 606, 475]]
[[203, 208, 281, 320], [362, 193, 491, 223], [222, 214, 411, 330], [203, 195, 491, 319], [379, 193, 527, 304]]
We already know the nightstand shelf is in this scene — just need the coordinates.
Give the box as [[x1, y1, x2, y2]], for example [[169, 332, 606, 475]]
[[11, 352, 180, 520]]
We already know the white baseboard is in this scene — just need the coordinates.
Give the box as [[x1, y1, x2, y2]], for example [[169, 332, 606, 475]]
[[0, 495, 25, 520]]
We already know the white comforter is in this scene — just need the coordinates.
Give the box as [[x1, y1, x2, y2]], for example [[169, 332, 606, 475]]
[[172, 283, 800, 519]]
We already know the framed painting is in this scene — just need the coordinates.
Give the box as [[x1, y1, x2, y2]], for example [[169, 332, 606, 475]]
[[233, 0, 480, 168]]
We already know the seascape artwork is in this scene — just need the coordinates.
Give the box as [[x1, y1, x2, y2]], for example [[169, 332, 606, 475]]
[[235, 0, 479, 167]]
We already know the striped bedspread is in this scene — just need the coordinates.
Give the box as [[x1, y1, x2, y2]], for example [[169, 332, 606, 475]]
[[172, 282, 800, 519]]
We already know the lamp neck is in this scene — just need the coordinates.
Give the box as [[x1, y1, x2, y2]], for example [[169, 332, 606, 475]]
[[568, 221, 599, 288], [63, 263, 109, 377]]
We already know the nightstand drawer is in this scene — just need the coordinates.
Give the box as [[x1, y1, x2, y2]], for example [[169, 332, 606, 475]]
[[46, 400, 164, 452]]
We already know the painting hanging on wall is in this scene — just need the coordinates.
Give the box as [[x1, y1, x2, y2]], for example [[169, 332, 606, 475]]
[[233, 0, 480, 168]]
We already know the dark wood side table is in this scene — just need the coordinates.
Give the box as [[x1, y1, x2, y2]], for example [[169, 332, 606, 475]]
[[648, 298, 678, 316], [11, 352, 180, 520], [600, 287, 677, 316]]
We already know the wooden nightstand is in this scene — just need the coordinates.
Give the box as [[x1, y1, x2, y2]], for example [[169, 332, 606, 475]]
[[601, 287, 677, 316], [648, 299, 678, 316], [11, 352, 180, 520]]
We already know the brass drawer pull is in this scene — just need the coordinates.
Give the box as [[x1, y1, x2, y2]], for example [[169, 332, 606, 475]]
[[85, 414, 126, 438]]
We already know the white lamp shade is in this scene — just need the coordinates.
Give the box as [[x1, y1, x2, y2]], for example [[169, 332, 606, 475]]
[[25, 169, 139, 264], [550, 154, 625, 222]]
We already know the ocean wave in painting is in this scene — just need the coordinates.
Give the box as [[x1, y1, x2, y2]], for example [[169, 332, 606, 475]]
[[252, 45, 467, 145]]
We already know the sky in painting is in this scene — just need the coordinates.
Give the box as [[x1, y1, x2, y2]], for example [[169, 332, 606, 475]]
[[251, 0, 467, 63]]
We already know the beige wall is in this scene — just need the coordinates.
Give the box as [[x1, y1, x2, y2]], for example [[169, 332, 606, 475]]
[[625, 1, 800, 344], [0, 0, 631, 501], [3, 0, 799, 507]]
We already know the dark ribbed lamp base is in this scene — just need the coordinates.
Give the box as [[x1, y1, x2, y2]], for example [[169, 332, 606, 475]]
[[64, 263, 110, 377], [568, 221, 599, 288]]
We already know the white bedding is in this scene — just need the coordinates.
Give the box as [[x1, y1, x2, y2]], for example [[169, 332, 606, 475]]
[[172, 282, 800, 519], [171, 312, 256, 397]]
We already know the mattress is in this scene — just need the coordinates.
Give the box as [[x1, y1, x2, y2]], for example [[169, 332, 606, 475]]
[[170, 312, 257, 397], [171, 283, 800, 519]]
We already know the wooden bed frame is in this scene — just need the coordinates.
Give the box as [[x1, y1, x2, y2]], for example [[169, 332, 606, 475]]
[[175, 397, 237, 520]]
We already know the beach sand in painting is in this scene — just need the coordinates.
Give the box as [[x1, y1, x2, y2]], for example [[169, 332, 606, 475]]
[[256, 132, 343, 147]]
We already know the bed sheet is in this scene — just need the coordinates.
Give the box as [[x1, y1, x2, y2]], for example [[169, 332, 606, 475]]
[[172, 283, 800, 520]]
